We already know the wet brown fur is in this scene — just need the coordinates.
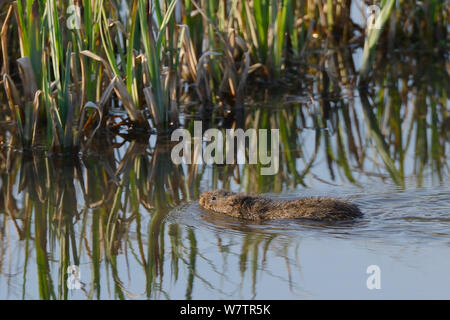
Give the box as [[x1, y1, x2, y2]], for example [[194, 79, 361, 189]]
[[199, 190, 363, 222]]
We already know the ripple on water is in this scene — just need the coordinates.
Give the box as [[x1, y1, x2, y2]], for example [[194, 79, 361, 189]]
[[166, 184, 450, 246]]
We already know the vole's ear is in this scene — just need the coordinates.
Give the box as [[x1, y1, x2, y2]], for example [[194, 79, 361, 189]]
[[228, 194, 241, 204], [229, 194, 249, 205]]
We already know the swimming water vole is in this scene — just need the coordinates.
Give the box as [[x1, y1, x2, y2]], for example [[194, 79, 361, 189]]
[[199, 190, 363, 222]]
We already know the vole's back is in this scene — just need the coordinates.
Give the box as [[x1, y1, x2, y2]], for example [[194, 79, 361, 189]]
[[263, 197, 362, 221], [230, 195, 362, 221]]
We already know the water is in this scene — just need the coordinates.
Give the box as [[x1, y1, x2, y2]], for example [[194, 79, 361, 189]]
[[3, 183, 450, 300], [0, 46, 448, 299], [0, 130, 448, 299]]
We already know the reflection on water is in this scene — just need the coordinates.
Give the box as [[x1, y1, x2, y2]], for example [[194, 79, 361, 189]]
[[0, 48, 449, 299]]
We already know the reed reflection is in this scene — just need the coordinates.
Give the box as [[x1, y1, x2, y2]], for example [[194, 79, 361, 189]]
[[0, 46, 448, 299]]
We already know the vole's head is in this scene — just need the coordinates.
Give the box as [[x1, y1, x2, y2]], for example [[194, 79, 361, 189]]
[[199, 190, 242, 215]]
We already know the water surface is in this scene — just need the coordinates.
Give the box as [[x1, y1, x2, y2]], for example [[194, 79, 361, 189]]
[[0, 47, 448, 300]]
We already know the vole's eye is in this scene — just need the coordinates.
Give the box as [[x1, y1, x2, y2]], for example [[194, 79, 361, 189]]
[[211, 196, 216, 201]]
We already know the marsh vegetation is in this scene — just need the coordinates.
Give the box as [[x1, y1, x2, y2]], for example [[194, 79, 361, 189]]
[[0, 0, 448, 299]]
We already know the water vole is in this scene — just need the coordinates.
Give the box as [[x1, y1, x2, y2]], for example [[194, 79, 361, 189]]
[[199, 190, 362, 222]]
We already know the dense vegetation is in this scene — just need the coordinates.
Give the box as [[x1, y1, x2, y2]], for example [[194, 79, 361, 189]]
[[0, 0, 447, 152], [0, 0, 448, 299]]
